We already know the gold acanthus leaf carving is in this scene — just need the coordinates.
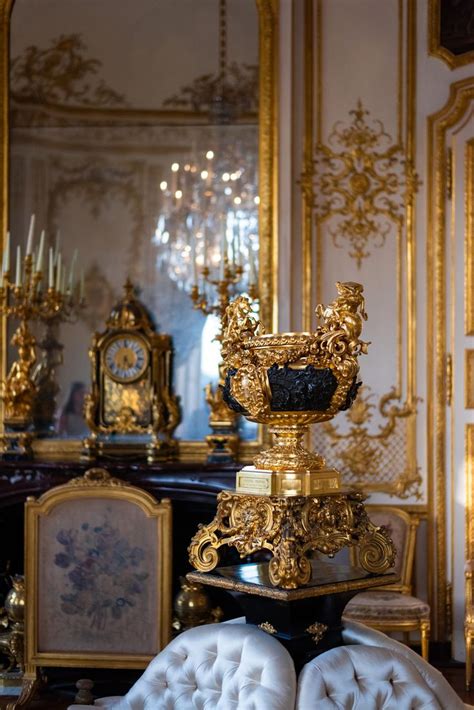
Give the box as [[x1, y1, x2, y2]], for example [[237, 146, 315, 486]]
[[10, 34, 126, 107], [188, 490, 396, 589], [67, 468, 126, 487], [301, 100, 420, 268]]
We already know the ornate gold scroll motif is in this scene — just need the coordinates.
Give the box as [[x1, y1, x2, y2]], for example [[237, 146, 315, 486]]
[[312, 385, 422, 499], [188, 489, 396, 590], [301, 101, 419, 267], [10, 34, 126, 108]]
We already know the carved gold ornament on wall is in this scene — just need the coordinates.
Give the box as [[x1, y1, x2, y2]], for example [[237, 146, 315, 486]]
[[301, 100, 419, 268], [312, 385, 421, 499], [10, 34, 126, 109]]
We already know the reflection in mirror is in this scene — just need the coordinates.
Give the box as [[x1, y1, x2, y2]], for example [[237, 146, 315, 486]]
[[8, 0, 259, 443]]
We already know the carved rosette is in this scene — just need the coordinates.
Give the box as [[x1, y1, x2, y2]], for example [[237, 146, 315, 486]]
[[188, 490, 396, 589]]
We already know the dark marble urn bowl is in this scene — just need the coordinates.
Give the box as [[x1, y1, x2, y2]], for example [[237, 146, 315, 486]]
[[223, 363, 360, 424]]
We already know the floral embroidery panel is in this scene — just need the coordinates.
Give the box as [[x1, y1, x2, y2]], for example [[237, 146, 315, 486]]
[[37, 498, 159, 655]]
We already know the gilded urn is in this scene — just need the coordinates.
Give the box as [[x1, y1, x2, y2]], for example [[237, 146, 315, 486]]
[[221, 281, 369, 495]]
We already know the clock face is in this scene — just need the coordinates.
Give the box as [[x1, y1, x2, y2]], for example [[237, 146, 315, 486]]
[[103, 335, 149, 383]]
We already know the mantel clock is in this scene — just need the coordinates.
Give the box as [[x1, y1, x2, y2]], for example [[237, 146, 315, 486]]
[[82, 280, 180, 462]]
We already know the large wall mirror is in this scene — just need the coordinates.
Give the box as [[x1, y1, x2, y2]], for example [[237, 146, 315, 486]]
[[0, 0, 277, 457]]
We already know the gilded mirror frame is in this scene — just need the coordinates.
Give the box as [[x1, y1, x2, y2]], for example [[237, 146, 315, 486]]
[[0, 0, 278, 460]]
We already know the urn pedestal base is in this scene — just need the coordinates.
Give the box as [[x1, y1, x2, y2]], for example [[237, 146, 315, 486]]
[[187, 560, 397, 672], [188, 489, 396, 589], [236, 465, 341, 496]]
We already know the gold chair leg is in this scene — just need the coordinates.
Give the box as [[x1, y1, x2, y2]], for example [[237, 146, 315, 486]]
[[420, 619, 430, 661], [466, 629, 473, 691]]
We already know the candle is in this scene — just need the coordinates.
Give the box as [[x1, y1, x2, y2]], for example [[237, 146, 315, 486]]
[[54, 230, 60, 266], [36, 230, 45, 273], [219, 231, 226, 280], [248, 244, 256, 285], [48, 248, 54, 288], [203, 227, 208, 270], [15, 246, 21, 287], [26, 214, 35, 256], [3, 231, 10, 273], [236, 225, 241, 268], [191, 238, 197, 286], [69, 249, 78, 290], [56, 253, 61, 291]]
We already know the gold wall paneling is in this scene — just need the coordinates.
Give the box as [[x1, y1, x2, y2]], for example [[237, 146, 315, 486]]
[[428, 0, 474, 70], [466, 139, 474, 335], [465, 350, 474, 409], [0, 0, 279, 459], [302, 0, 418, 499], [427, 77, 474, 641], [466, 425, 474, 562]]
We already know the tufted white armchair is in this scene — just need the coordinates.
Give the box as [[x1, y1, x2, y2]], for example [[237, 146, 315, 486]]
[[67, 623, 297, 709], [296, 620, 472, 710]]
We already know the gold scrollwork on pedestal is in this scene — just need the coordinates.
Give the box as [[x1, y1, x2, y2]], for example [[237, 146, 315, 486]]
[[188, 490, 396, 590]]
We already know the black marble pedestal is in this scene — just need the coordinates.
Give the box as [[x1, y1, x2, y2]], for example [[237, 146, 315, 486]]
[[188, 560, 397, 672]]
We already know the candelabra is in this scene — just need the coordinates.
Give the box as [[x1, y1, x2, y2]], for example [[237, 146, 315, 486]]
[[190, 256, 258, 462], [0, 224, 84, 455], [32, 294, 85, 436]]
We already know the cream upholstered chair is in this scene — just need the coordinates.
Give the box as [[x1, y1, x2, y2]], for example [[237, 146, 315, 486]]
[[343, 505, 431, 659], [296, 620, 472, 710], [67, 623, 297, 710]]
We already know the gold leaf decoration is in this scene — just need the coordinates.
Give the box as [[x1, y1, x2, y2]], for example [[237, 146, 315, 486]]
[[10, 34, 126, 107], [312, 385, 422, 499], [301, 100, 419, 268]]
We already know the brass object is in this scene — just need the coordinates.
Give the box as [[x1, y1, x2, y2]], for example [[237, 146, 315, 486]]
[[172, 577, 222, 633], [82, 280, 180, 462], [0, 575, 25, 679], [258, 621, 277, 634], [220, 282, 367, 482], [188, 489, 396, 590], [0, 252, 84, 455], [190, 260, 258, 463], [74, 679, 94, 705], [190, 282, 397, 589], [33, 292, 85, 436], [306, 621, 327, 644]]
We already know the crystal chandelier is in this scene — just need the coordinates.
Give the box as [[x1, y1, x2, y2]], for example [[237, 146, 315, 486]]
[[153, 0, 259, 300], [154, 142, 259, 296]]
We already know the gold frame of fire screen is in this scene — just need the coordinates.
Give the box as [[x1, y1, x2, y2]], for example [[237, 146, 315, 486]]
[[0, 0, 279, 461]]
